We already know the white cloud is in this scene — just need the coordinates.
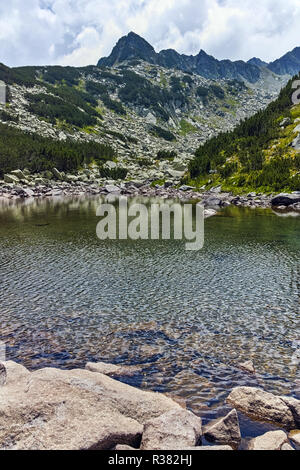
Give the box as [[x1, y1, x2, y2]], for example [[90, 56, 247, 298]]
[[0, 0, 300, 67]]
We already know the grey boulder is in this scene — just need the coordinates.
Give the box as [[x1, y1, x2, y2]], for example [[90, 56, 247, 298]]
[[247, 431, 289, 450], [0, 361, 180, 450], [227, 387, 296, 429], [141, 408, 202, 450], [203, 409, 241, 448]]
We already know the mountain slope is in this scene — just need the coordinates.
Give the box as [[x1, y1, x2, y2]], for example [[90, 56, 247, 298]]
[[268, 47, 300, 75], [0, 59, 289, 186], [187, 76, 300, 192]]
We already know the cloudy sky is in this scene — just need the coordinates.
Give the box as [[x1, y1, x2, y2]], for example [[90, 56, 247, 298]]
[[1, 0, 300, 67]]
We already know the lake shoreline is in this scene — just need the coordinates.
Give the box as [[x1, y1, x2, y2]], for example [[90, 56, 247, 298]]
[[1, 180, 300, 213]]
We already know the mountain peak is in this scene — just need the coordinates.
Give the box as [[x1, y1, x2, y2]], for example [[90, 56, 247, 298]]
[[247, 57, 268, 68], [98, 32, 156, 67]]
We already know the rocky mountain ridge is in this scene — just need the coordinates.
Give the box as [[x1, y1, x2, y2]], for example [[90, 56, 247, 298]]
[[98, 32, 300, 82]]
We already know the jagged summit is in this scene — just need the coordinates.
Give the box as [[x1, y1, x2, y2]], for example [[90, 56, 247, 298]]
[[98, 32, 157, 67]]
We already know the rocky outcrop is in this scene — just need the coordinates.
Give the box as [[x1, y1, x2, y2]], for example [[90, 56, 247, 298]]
[[247, 431, 289, 451], [141, 408, 202, 450], [203, 409, 241, 448], [0, 361, 180, 450], [227, 387, 298, 430]]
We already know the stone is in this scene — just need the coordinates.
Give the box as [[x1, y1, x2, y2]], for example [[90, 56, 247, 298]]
[[42, 170, 53, 180], [167, 170, 185, 179], [65, 174, 78, 183], [0, 361, 30, 385], [105, 184, 121, 193], [0, 363, 6, 386], [11, 169, 27, 180], [204, 209, 217, 218], [272, 193, 300, 206], [203, 409, 241, 448], [52, 168, 63, 181], [203, 196, 222, 207], [141, 408, 202, 450], [115, 444, 139, 450], [292, 133, 300, 150], [104, 161, 117, 170], [23, 188, 34, 198], [187, 445, 233, 450], [34, 178, 46, 185], [145, 112, 156, 125], [4, 174, 19, 184], [279, 118, 291, 127], [179, 185, 195, 192], [294, 124, 300, 133], [288, 430, 300, 448], [226, 387, 295, 429], [281, 443, 294, 450], [279, 396, 300, 427], [238, 360, 255, 374], [247, 431, 289, 450], [86, 362, 143, 378], [0, 362, 180, 450]]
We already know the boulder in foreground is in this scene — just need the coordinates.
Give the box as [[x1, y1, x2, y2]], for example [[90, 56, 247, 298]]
[[0, 361, 180, 450], [203, 409, 241, 448], [247, 431, 289, 450], [141, 408, 202, 450]]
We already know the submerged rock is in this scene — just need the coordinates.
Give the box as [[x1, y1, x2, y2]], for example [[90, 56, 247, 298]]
[[238, 360, 255, 374], [141, 408, 202, 450], [85, 361, 143, 378]]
